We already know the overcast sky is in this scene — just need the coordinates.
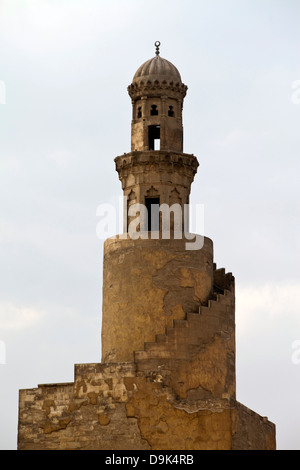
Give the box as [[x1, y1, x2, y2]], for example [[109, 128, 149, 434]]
[[0, 0, 300, 450]]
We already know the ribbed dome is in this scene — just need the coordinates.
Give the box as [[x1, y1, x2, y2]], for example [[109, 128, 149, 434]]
[[133, 55, 182, 84]]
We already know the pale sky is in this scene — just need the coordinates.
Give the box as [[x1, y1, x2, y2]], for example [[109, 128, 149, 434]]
[[0, 0, 300, 450]]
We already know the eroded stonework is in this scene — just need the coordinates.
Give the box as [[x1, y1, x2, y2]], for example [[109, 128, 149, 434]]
[[18, 365, 275, 450], [18, 265, 275, 450], [101, 236, 214, 363]]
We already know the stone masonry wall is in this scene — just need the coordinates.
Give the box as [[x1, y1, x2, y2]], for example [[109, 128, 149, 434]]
[[134, 284, 236, 400], [18, 267, 276, 450], [18, 361, 275, 450], [101, 236, 214, 363]]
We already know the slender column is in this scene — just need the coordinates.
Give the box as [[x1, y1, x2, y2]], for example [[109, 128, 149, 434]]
[[160, 95, 167, 150], [141, 96, 148, 151]]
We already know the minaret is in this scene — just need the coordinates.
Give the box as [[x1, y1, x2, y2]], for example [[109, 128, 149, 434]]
[[101, 43, 217, 368], [17, 43, 276, 451]]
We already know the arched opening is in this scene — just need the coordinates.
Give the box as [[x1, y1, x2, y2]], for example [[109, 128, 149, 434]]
[[150, 104, 158, 116], [145, 197, 160, 232], [168, 105, 175, 117], [148, 125, 160, 150]]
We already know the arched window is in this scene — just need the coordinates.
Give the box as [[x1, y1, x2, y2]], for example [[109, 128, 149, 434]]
[[168, 105, 175, 117], [137, 107, 142, 118], [150, 104, 158, 116]]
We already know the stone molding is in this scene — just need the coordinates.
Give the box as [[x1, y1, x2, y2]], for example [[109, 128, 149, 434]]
[[115, 151, 199, 181], [128, 80, 188, 100]]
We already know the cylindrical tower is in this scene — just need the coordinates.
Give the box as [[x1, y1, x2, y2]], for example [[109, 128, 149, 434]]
[[117, 41, 198, 234], [101, 43, 214, 363], [128, 41, 187, 153]]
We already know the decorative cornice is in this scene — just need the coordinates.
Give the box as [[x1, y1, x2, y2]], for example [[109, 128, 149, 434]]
[[128, 80, 188, 100], [115, 151, 199, 180]]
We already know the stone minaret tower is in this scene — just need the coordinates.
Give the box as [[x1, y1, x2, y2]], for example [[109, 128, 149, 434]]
[[18, 43, 276, 450], [101, 41, 214, 366]]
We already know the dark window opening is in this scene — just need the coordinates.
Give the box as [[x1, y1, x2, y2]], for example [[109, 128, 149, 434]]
[[148, 125, 160, 150], [137, 107, 142, 118], [145, 197, 160, 232], [150, 104, 158, 116], [168, 105, 175, 117]]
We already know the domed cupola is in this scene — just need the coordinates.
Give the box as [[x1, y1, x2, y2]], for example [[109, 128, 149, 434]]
[[132, 50, 183, 85], [127, 41, 188, 152]]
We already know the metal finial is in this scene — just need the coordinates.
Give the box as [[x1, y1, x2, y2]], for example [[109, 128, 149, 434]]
[[155, 41, 161, 56]]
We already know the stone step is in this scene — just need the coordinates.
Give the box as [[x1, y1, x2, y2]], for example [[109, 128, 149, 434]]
[[173, 319, 188, 328], [144, 341, 169, 353], [155, 334, 167, 343], [199, 305, 210, 315], [198, 290, 233, 314], [135, 285, 235, 364], [186, 312, 200, 322], [165, 327, 175, 339], [141, 341, 172, 359]]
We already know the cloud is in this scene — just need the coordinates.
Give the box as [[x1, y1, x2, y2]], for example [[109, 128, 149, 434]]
[[0, 302, 45, 331], [236, 281, 300, 338]]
